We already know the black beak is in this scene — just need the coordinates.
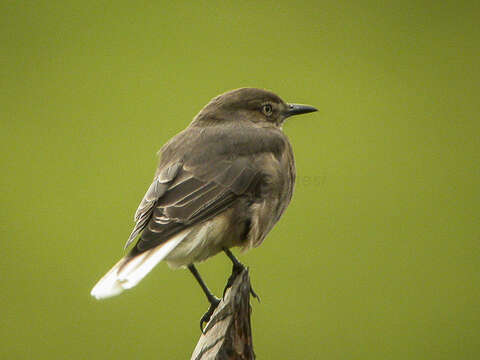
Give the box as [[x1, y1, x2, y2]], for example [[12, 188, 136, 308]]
[[285, 103, 318, 117]]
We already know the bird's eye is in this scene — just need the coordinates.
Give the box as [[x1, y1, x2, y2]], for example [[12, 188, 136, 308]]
[[262, 104, 273, 116]]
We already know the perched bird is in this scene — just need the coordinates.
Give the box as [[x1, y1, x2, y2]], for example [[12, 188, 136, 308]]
[[91, 88, 317, 330]]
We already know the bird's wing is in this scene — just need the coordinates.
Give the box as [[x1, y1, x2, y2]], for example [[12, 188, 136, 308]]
[[123, 162, 183, 249], [125, 157, 260, 254]]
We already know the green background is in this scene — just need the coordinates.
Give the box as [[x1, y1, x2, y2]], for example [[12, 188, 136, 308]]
[[1, 1, 479, 359]]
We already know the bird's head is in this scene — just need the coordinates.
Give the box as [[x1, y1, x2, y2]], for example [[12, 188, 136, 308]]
[[193, 88, 317, 128]]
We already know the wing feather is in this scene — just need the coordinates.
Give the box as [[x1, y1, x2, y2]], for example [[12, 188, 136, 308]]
[[128, 157, 259, 254], [124, 162, 182, 249]]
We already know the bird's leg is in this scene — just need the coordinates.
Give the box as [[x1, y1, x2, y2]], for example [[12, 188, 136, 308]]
[[188, 264, 220, 333], [222, 248, 260, 301]]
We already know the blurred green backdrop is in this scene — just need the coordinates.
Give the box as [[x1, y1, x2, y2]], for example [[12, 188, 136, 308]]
[[1, 1, 479, 359]]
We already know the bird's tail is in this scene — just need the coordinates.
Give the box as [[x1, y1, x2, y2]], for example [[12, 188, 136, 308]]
[[90, 231, 189, 299]]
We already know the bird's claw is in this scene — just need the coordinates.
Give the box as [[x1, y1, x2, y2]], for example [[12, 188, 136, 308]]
[[250, 286, 260, 302], [222, 263, 260, 302], [200, 297, 220, 334]]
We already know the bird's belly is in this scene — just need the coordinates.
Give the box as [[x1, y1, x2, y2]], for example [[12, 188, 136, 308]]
[[165, 212, 235, 268]]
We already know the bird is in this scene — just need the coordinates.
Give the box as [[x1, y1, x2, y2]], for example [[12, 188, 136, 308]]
[[90, 87, 317, 330]]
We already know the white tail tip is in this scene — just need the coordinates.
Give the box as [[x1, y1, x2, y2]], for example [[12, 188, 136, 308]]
[[90, 231, 188, 299], [90, 258, 127, 299]]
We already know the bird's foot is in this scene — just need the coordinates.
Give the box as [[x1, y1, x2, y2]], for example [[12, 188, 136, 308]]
[[200, 296, 221, 334], [222, 262, 260, 302]]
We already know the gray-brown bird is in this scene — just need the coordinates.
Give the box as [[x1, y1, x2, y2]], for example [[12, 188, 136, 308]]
[[91, 88, 317, 329]]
